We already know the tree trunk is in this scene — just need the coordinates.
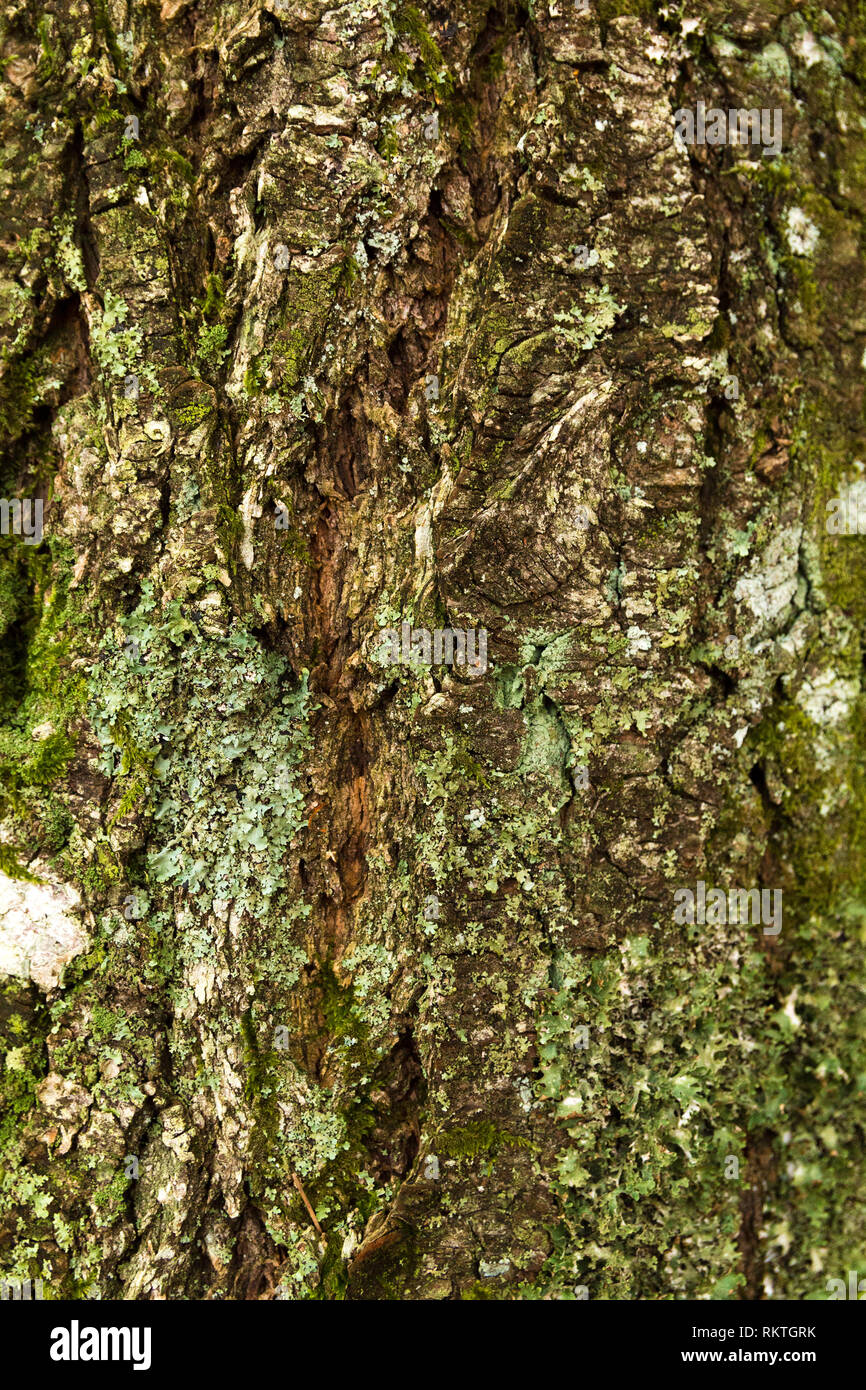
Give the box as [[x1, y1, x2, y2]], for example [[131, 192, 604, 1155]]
[[1, 0, 865, 1301]]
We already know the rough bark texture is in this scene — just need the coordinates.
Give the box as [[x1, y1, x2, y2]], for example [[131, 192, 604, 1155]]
[[1, 0, 866, 1301]]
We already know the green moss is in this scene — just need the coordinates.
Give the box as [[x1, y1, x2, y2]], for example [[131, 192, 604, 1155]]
[[240, 1006, 282, 1158], [438, 1119, 535, 1162], [0, 347, 62, 443], [266, 263, 345, 393], [122, 145, 147, 172], [390, 5, 454, 100], [0, 537, 89, 875]]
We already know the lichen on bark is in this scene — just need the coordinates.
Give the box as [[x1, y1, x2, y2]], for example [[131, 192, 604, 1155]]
[[1, 0, 865, 1301]]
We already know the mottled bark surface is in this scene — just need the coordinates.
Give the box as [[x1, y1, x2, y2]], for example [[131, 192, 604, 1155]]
[[1, 0, 865, 1301]]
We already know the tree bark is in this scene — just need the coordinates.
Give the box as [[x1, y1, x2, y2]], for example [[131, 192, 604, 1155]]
[[1, 0, 865, 1301]]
